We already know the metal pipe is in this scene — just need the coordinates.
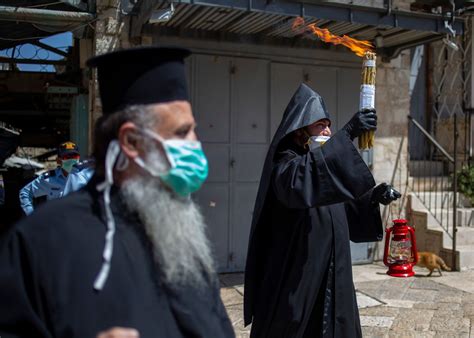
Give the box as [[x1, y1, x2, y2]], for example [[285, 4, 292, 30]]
[[31, 41, 68, 57], [381, 136, 405, 223], [453, 112, 458, 271], [0, 6, 95, 24], [408, 115, 455, 163], [0, 57, 66, 65]]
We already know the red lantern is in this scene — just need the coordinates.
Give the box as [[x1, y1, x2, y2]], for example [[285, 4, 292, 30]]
[[383, 219, 418, 277]]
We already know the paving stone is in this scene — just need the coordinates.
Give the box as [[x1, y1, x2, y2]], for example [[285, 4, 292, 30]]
[[431, 309, 464, 317], [429, 316, 470, 333], [411, 278, 447, 290], [436, 291, 463, 303], [382, 299, 415, 308], [404, 289, 438, 302], [388, 330, 436, 338], [463, 303, 474, 316], [359, 306, 400, 317], [360, 315, 394, 328], [225, 304, 250, 336], [413, 302, 439, 310], [235, 285, 244, 296], [433, 333, 469, 338], [391, 309, 434, 332], [461, 293, 474, 304], [220, 267, 474, 337], [362, 326, 390, 337], [357, 291, 383, 308], [235, 333, 251, 338], [432, 302, 462, 311], [353, 264, 392, 283], [220, 286, 243, 307], [435, 271, 474, 294]]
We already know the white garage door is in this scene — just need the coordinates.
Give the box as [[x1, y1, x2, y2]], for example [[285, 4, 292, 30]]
[[189, 53, 374, 272]]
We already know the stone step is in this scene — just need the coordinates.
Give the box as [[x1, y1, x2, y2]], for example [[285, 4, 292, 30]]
[[408, 193, 474, 270], [419, 208, 474, 228], [458, 208, 474, 227], [410, 191, 471, 208], [409, 206, 474, 245], [409, 176, 452, 192], [432, 225, 474, 246], [409, 160, 445, 177], [456, 245, 474, 271], [440, 245, 474, 271]]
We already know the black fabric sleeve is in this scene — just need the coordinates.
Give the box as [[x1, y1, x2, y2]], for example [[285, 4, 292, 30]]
[[345, 187, 384, 243], [272, 130, 375, 209], [0, 230, 53, 338]]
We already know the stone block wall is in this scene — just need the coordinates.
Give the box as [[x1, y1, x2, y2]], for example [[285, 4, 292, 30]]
[[87, 1, 153, 152], [373, 50, 410, 188]]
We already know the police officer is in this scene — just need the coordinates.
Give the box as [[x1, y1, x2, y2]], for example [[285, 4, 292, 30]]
[[63, 159, 95, 196], [19, 141, 80, 215]]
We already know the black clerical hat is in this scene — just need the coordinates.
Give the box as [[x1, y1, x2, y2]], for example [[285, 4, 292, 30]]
[[87, 47, 191, 114]]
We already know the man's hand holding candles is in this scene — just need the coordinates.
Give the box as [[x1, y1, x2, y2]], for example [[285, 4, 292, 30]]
[[342, 108, 378, 141]]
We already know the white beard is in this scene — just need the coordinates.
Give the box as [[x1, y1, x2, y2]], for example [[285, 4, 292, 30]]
[[120, 148, 215, 287]]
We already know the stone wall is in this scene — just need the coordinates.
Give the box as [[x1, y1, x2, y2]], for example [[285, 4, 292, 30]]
[[89, 0, 124, 119], [373, 51, 410, 187], [87, 1, 154, 152]]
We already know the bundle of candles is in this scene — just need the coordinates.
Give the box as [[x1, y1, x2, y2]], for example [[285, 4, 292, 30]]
[[359, 51, 377, 150], [290, 17, 377, 149]]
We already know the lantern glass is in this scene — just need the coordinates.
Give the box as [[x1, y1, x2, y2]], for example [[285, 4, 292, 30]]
[[388, 239, 412, 264]]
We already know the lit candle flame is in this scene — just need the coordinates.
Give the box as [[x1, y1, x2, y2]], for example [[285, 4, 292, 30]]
[[292, 17, 374, 57]]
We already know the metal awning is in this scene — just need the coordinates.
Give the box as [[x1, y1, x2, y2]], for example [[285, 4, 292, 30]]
[[0, 1, 94, 50], [133, 0, 464, 59]]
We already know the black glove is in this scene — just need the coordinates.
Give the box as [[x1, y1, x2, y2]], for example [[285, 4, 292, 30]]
[[342, 109, 377, 140], [371, 183, 401, 205]]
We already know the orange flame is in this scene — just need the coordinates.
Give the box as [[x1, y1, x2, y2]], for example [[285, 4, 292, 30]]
[[292, 17, 374, 57]]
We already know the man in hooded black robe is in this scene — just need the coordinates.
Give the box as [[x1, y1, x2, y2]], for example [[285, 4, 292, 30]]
[[0, 47, 234, 338], [244, 83, 400, 338]]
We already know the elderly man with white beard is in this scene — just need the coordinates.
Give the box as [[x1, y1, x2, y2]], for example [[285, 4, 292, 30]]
[[0, 47, 235, 338]]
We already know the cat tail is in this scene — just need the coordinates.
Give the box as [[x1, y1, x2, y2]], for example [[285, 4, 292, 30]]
[[437, 256, 451, 271]]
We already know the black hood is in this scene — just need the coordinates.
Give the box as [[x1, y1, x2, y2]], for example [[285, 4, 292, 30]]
[[250, 83, 331, 236], [274, 83, 331, 141]]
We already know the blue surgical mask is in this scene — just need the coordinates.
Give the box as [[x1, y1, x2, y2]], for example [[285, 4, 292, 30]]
[[134, 129, 209, 197], [62, 158, 79, 173]]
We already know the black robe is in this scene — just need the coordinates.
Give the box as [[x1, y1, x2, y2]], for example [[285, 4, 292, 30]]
[[244, 84, 383, 338], [0, 182, 235, 338]]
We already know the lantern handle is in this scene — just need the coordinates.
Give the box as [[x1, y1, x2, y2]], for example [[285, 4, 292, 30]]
[[383, 227, 393, 267], [408, 225, 418, 266]]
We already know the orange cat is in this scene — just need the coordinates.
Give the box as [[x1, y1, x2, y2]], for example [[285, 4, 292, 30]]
[[416, 252, 451, 276]]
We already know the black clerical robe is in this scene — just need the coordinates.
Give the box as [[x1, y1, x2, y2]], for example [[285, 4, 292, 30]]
[[0, 184, 235, 338], [244, 84, 382, 338]]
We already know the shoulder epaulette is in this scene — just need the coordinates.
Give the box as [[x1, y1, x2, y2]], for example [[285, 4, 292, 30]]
[[44, 169, 57, 178], [73, 159, 95, 170]]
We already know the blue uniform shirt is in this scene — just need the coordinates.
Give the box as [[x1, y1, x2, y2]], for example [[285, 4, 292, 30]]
[[63, 160, 95, 196], [19, 167, 67, 215]]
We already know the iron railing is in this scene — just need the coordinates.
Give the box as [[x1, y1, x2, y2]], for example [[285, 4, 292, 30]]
[[408, 115, 457, 270], [381, 135, 408, 225]]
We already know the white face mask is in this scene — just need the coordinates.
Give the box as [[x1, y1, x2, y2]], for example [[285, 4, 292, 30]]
[[308, 135, 331, 150]]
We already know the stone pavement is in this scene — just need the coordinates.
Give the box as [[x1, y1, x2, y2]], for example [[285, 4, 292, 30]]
[[219, 263, 474, 337]]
